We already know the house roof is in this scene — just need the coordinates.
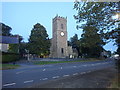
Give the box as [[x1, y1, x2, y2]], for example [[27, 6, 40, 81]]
[[0, 36, 19, 44]]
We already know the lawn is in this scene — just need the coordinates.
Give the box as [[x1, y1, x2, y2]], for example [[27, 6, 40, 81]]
[[0, 64, 20, 70], [34, 58, 103, 65]]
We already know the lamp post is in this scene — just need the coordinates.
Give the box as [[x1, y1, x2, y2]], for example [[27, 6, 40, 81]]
[[25, 49, 30, 61]]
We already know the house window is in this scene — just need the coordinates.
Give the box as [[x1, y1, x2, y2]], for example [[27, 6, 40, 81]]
[[61, 48, 64, 54], [61, 24, 63, 29]]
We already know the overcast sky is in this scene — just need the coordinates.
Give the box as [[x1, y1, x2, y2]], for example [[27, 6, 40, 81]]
[[2, 2, 118, 53]]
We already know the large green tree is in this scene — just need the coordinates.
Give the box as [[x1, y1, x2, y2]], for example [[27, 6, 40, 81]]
[[69, 34, 82, 57], [1, 23, 12, 36], [80, 25, 105, 57], [28, 23, 50, 57], [116, 24, 120, 55], [74, 2, 118, 35], [73, 1, 118, 57]]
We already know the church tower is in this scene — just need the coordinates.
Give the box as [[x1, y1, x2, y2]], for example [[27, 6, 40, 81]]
[[50, 15, 68, 58]]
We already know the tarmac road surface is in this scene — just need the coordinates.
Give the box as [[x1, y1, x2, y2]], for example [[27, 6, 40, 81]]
[[2, 59, 115, 88]]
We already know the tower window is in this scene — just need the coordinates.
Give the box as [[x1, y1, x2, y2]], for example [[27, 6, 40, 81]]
[[61, 48, 64, 54], [61, 24, 63, 29]]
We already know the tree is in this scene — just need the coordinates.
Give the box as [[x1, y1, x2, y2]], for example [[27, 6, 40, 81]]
[[74, 2, 118, 40], [1, 23, 12, 36], [116, 24, 120, 55], [19, 42, 28, 57], [28, 23, 50, 57], [8, 44, 19, 53], [8, 35, 23, 54], [69, 34, 81, 57], [80, 25, 104, 58], [73, 1, 119, 57]]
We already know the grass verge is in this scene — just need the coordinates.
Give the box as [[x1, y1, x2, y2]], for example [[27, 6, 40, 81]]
[[34, 58, 102, 65], [0, 64, 20, 70], [108, 73, 120, 88]]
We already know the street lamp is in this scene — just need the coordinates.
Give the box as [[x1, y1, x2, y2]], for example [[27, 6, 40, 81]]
[[25, 49, 30, 61]]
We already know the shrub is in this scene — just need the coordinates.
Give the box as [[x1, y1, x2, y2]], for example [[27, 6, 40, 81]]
[[2, 52, 20, 63]]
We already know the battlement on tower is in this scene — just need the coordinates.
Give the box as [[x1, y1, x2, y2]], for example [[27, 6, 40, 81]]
[[53, 15, 67, 22]]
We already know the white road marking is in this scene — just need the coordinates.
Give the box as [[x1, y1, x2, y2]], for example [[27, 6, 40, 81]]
[[43, 69, 46, 71], [81, 72, 86, 74], [63, 75, 69, 77], [60, 67, 63, 69], [3, 83, 16, 87], [83, 65, 87, 66], [42, 78, 48, 80], [88, 71, 91, 73], [24, 80, 33, 83], [96, 63, 100, 65], [52, 76, 59, 79], [73, 66, 77, 68], [16, 71, 25, 74], [91, 64, 95, 66], [73, 73, 78, 75]]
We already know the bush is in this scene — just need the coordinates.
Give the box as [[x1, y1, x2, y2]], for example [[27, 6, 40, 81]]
[[2, 52, 20, 63]]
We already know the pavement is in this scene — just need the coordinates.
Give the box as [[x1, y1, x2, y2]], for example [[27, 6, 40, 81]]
[[2, 59, 117, 88]]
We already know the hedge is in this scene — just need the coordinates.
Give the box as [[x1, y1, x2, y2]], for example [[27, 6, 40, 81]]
[[2, 52, 20, 63]]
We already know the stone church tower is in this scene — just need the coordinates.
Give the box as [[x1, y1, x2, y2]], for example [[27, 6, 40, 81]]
[[50, 15, 68, 58]]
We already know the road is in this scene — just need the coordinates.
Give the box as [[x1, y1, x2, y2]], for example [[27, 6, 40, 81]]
[[2, 59, 115, 88]]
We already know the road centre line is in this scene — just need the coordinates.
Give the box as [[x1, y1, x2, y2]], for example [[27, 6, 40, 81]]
[[52, 76, 59, 79], [24, 80, 33, 83], [96, 63, 101, 65], [3, 83, 16, 87], [81, 72, 86, 74], [73, 66, 77, 67], [42, 78, 48, 80], [83, 65, 87, 66], [16, 70, 26, 74], [87, 71, 91, 73], [73, 73, 78, 75], [43, 69, 46, 71], [60, 67, 63, 69], [63, 75, 69, 77]]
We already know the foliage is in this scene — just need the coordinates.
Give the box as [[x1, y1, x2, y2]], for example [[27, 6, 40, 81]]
[[73, 2, 118, 58], [8, 44, 19, 53], [28, 23, 50, 57], [115, 24, 120, 55], [19, 42, 27, 55], [2, 52, 20, 63], [69, 34, 81, 57], [80, 25, 105, 58], [74, 2, 118, 36], [1, 23, 12, 36]]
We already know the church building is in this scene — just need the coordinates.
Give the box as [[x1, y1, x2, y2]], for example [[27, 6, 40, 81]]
[[50, 15, 77, 58]]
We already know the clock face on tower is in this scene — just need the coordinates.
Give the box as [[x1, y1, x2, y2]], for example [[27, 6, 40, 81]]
[[60, 32, 64, 36]]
